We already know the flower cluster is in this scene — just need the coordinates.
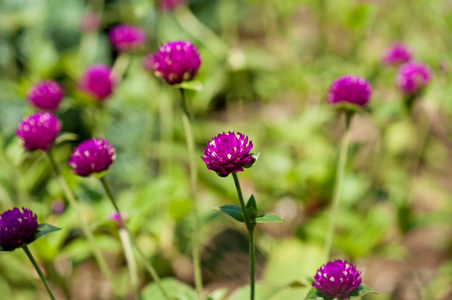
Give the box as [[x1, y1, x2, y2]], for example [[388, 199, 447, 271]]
[[313, 260, 362, 300], [0, 207, 38, 251], [68, 138, 116, 177], [327, 75, 372, 107], [396, 62, 432, 95], [108, 24, 146, 52], [27, 80, 64, 110], [16, 112, 61, 152], [79, 64, 115, 102], [381, 43, 412, 67], [150, 41, 201, 84], [202, 132, 254, 176]]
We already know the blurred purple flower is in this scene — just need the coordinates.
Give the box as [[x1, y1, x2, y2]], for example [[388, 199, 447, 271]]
[[68, 138, 116, 177], [313, 260, 362, 300], [109, 211, 128, 228], [108, 24, 146, 52], [27, 80, 64, 110], [79, 12, 101, 33], [16, 112, 61, 152], [327, 75, 372, 107], [202, 132, 254, 177], [158, 0, 188, 12], [396, 62, 432, 95], [0, 207, 38, 251], [381, 43, 412, 67], [151, 41, 201, 84], [79, 64, 115, 102], [51, 200, 66, 215]]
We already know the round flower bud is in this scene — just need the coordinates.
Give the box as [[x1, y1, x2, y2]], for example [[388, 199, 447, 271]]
[[79, 12, 101, 33], [158, 0, 188, 12], [151, 41, 201, 84], [381, 43, 412, 67], [396, 62, 432, 95], [202, 131, 254, 177], [313, 260, 362, 300], [68, 138, 116, 177], [327, 75, 372, 107], [79, 64, 115, 102], [16, 112, 62, 152], [27, 80, 65, 110], [108, 24, 146, 52], [109, 211, 128, 228], [0, 207, 39, 251]]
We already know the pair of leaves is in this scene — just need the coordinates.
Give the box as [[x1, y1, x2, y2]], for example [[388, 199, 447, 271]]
[[0, 223, 61, 252], [216, 195, 284, 224], [305, 285, 377, 300]]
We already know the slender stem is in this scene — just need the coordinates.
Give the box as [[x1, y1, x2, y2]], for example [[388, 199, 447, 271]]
[[179, 88, 203, 299], [111, 53, 130, 83], [23, 245, 56, 300], [119, 228, 140, 299], [99, 177, 171, 300], [323, 113, 353, 261], [231, 172, 256, 300], [46, 150, 118, 295]]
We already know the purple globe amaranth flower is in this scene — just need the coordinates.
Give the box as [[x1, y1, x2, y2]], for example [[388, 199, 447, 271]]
[[327, 75, 372, 107], [0, 207, 38, 251], [381, 43, 412, 67], [16, 112, 62, 152], [152, 41, 201, 84], [158, 0, 188, 12], [27, 80, 64, 110], [108, 24, 146, 52], [109, 211, 128, 228], [79, 64, 115, 102], [396, 62, 432, 95], [313, 260, 362, 300], [79, 12, 101, 33], [68, 138, 116, 177], [202, 132, 254, 177]]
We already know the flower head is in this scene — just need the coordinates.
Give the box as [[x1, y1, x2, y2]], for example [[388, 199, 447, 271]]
[[52, 200, 66, 215], [327, 75, 372, 107], [396, 62, 432, 95], [151, 41, 201, 84], [108, 24, 146, 52], [381, 43, 412, 67], [27, 80, 65, 110], [16, 112, 61, 152], [79, 64, 115, 102], [158, 0, 188, 12], [109, 211, 128, 228], [68, 138, 116, 177], [0, 207, 38, 251], [313, 260, 362, 300], [202, 132, 254, 176], [79, 12, 101, 33]]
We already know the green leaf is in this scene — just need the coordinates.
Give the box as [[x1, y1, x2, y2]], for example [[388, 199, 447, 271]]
[[215, 205, 246, 222], [255, 213, 284, 223], [142, 278, 197, 300], [305, 287, 322, 300], [54, 132, 79, 145], [177, 80, 203, 92], [26, 223, 62, 245], [244, 152, 260, 168], [289, 280, 307, 288], [246, 195, 258, 220], [349, 285, 378, 298]]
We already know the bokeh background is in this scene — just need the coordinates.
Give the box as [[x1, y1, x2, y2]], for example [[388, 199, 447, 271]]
[[0, 0, 452, 299]]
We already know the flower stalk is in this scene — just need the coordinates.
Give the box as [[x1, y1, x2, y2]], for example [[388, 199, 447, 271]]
[[179, 88, 203, 299], [23, 245, 56, 300]]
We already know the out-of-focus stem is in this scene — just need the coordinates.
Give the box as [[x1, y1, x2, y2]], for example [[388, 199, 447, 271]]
[[179, 88, 203, 299], [111, 53, 130, 84], [46, 150, 118, 296], [323, 113, 353, 261], [119, 228, 140, 299], [23, 245, 56, 300]]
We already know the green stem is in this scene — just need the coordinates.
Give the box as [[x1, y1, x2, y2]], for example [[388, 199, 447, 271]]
[[23, 245, 56, 300], [111, 53, 130, 83], [231, 172, 255, 300], [179, 88, 204, 299], [99, 177, 171, 300], [46, 150, 118, 295], [323, 112, 353, 261], [119, 228, 141, 299]]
